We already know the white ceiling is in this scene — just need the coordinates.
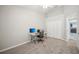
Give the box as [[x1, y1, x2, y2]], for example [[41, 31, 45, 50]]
[[19, 5, 57, 14]]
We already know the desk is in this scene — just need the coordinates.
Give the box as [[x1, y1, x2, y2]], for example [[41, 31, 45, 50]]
[[29, 32, 47, 42], [30, 33, 37, 41]]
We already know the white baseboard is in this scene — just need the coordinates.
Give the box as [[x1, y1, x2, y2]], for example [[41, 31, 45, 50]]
[[0, 41, 30, 52], [47, 36, 67, 42]]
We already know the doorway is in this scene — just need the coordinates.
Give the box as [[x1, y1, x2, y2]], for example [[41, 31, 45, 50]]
[[66, 18, 78, 41]]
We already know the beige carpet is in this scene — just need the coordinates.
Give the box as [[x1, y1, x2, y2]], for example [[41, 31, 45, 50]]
[[0, 37, 79, 54]]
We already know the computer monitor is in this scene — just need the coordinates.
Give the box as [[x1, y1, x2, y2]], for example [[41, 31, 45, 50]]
[[29, 28, 36, 33]]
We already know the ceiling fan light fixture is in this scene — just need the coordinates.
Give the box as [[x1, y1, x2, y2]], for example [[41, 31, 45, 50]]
[[43, 5, 48, 8]]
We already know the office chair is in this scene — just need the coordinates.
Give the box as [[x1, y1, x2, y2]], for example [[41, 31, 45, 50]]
[[36, 29, 44, 43]]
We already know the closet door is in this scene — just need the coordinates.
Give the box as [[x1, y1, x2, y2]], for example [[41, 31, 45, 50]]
[[46, 19, 64, 39]]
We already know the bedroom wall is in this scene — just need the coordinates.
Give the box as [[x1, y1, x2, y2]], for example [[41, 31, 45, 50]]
[[75, 6, 79, 49], [0, 6, 46, 51]]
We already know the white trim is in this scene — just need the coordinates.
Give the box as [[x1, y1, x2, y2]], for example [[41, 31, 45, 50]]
[[47, 36, 67, 42], [0, 41, 30, 52]]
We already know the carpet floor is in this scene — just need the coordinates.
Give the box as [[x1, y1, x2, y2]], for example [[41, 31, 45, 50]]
[[0, 37, 79, 54]]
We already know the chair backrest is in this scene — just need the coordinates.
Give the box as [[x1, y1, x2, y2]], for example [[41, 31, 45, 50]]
[[37, 30, 44, 38]]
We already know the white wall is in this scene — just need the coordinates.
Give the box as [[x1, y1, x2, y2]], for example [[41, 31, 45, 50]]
[[46, 6, 65, 40], [77, 16, 79, 49], [75, 6, 79, 49], [0, 6, 46, 51]]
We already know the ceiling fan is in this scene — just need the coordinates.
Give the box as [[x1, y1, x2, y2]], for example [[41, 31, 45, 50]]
[[42, 5, 56, 8]]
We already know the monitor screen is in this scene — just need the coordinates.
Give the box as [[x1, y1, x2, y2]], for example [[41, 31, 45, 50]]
[[29, 28, 36, 33]]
